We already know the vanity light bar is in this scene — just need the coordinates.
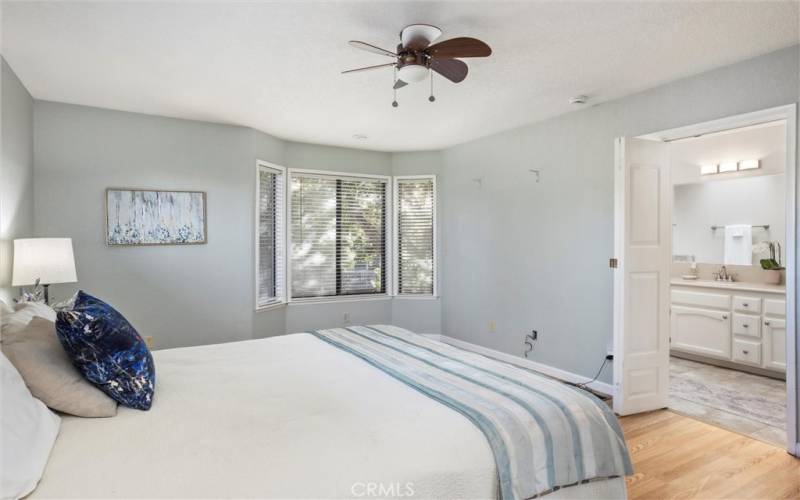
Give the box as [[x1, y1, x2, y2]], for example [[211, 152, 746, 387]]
[[698, 159, 760, 176]]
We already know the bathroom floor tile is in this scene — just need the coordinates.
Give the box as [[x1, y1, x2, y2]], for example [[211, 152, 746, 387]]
[[668, 356, 787, 447]]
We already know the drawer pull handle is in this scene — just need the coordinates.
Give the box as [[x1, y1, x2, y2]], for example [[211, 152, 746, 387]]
[[742, 303, 749, 307], [743, 324, 749, 328], [722, 314, 728, 319], [742, 350, 749, 355], [765, 321, 771, 326]]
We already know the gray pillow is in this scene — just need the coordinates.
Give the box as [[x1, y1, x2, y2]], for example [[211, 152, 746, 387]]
[[1, 317, 117, 418]]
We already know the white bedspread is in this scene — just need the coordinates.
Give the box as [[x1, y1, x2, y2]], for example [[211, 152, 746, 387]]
[[31, 333, 625, 499]]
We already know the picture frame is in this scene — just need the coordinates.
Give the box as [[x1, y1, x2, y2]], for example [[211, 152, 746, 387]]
[[105, 188, 207, 246]]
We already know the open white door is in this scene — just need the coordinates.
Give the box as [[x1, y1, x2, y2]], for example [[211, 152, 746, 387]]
[[613, 137, 671, 416]]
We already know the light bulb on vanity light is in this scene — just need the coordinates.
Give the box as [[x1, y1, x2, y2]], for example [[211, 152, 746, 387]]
[[738, 159, 760, 170], [700, 164, 718, 175], [718, 161, 738, 173]]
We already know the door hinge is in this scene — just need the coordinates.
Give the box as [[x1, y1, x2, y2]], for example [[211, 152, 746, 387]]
[[609, 258, 618, 269]]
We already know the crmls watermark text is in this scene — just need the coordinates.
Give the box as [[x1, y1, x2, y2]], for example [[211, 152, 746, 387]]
[[350, 482, 415, 497]]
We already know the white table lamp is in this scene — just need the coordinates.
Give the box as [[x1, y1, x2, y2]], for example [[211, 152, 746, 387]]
[[12, 238, 78, 304]]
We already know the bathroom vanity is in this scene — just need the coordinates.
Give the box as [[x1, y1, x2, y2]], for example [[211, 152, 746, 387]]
[[670, 278, 786, 378]]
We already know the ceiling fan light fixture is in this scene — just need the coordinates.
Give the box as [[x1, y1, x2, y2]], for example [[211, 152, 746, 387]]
[[397, 64, 429, 83]]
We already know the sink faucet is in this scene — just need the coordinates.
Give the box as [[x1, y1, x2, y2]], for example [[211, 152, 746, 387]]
[[715, 266, 735, 282]]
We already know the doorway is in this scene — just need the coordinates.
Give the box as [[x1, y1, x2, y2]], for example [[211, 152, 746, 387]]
[[613, 105, 798, 455]]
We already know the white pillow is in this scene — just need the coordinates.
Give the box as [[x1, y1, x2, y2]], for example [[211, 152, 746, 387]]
[[1, 352, 60, 500], [1, 301, 57, 332]]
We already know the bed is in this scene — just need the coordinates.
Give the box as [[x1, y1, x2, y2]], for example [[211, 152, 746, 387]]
[[30, 326, 630, 499]]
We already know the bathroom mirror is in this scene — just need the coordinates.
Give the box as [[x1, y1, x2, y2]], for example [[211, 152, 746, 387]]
[[671, 121, 786, 267]]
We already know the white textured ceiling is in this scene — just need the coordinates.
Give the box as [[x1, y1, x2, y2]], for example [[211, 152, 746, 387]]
[[3, 1, 798, 152]]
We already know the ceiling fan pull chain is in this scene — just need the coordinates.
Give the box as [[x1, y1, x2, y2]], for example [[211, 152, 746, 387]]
[[392, 67, 399, 108], [429, 71, 436, 102]]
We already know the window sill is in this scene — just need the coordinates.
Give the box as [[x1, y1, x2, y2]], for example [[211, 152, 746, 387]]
[[289, 295, 391, 306], [394, 295, 439, 301], [255, 301, 287, 312]]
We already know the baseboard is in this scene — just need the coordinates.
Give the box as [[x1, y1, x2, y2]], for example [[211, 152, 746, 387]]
[[427, 334, 613, 397]]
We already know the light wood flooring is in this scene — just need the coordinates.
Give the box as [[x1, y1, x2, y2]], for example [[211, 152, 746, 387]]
[[620, 410, 799, 500]]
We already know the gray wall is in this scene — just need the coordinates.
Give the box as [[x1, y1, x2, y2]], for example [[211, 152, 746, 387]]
[[31, 102, 439, 347], [439, 45, 800, 387], [0, 58, 34, 304], [34, 102, 259, 348]]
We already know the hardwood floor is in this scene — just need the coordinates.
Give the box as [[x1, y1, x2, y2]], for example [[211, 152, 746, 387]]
[[620, 410, 799, 500]]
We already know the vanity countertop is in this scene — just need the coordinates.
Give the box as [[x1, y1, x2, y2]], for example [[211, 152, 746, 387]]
[[670, 278, 785, 295]]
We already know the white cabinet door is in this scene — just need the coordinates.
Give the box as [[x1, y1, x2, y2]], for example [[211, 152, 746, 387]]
[[763, 318, 787, 372], [671, 306, 731, 359]]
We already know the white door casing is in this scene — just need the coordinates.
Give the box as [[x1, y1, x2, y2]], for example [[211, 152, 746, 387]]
[[613, 137, 671, 416]]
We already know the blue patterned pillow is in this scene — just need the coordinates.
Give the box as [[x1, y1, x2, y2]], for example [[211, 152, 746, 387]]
[[56, 291, 155, 410]]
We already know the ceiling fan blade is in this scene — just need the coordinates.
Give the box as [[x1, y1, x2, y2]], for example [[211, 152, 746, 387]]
[[342, 63, 395, 74], [348, 40, 397, 58], [393, 79, 408, 89], [430, 58, 468, 83], [341, 63, 396, 74], [427, 37, 492, 58]]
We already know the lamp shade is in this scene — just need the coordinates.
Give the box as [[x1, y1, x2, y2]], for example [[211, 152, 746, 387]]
[[12, 238, 78, 286]]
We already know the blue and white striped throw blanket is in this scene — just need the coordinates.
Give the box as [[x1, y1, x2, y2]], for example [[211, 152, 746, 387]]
[[310, 325, 633, 500]]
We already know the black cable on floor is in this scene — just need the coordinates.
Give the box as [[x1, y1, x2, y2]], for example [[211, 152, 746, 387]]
[[575, 358, 610, 391]]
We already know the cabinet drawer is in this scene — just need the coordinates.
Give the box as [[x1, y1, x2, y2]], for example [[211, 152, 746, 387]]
[[732, 313, 761, 339], [764, 298, 786, 317], [671, 289, 731, 310], [733, 295, 761, 314], [732, 339, 761, 366]]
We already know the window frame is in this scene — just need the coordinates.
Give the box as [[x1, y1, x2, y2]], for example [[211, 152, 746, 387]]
[[254, 160, 287, 311], [393, 174, 438, 299], [286, 168, 393, 304]]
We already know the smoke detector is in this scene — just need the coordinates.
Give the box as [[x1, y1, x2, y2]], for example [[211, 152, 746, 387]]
[[570, 95, 589, 105]]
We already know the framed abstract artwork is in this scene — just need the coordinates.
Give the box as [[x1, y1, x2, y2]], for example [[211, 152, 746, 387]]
[[105, 188, 207, 246]]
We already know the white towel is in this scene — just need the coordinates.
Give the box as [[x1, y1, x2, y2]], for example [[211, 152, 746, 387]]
[[724, 224, 752, 265]]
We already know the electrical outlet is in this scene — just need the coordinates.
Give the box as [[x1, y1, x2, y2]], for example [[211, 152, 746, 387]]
[[489, 320, 496, 333], [343, 312, 351, 325]]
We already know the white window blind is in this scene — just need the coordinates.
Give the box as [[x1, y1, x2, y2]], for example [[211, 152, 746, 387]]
[[396, 177, 435, 295], [256, 164, 285, 307], [290, 173, 387, 299]]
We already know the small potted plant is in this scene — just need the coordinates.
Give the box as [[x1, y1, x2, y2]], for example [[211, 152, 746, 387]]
[[753, 241, 783, 285]]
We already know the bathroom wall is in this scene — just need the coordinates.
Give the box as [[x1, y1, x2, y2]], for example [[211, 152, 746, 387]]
[[671, 121, 786, 185], [673, 174, 786, 265]]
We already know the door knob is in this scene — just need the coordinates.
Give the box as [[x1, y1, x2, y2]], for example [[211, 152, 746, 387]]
[[743, 350, 749, 355], [722, 314, 728, 319], [743, 324, 749, 328], [765, 320, 771, 326]]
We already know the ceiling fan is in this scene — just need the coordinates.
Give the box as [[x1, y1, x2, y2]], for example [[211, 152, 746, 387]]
[[343, 24, 491, 105]]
